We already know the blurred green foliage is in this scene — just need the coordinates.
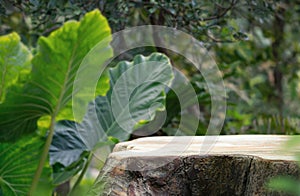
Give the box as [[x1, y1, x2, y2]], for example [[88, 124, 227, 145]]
[[105, 0, 300, 135], [215, 2, 300, 135], [1, 0, 299, 135]]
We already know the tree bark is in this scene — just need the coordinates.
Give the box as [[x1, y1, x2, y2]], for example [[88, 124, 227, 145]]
[[94, 135, 300, 196]]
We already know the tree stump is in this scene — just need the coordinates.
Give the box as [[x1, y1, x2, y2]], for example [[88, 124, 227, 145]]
[[93, 135, 300, 195]]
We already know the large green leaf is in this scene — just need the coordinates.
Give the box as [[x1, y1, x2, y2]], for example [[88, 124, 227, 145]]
[[50, 53, 174, 173], [0, 32, 32, 103], [80, 52, 174, 145], [0, 10, 113, 142], [0, 136, 51, 196]]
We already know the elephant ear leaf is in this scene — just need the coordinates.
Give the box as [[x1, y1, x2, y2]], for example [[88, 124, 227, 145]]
[[50, 53, 174, 171], [0, 10, 113, 142], [79, 52, 174, 149]]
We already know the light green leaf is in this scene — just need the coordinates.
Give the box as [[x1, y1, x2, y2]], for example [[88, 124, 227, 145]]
[[0, 136, 51, 196], [81, 53, 174, 147], [0, 10, 113, 142], [0, 32, 32, 103]]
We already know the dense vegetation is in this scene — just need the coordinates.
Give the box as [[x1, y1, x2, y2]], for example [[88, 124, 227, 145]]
[[0, 0, 299, 195]]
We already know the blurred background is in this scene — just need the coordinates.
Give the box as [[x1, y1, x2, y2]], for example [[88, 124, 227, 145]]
[[1, 0, 299, 135]]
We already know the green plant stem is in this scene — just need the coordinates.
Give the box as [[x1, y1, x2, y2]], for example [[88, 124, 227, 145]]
[[68, 152, 93, 196], [29, 115, 56, 195]]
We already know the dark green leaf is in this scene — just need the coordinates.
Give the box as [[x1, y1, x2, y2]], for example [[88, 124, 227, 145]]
[[49, 120, 87, 167], [52, 156, 87, 185]]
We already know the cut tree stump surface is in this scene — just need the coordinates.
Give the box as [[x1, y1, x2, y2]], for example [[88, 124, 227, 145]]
[[96, 135, 300, 196]]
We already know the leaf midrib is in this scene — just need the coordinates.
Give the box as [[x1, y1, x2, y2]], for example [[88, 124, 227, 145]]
[[53, 43, 78, 117]]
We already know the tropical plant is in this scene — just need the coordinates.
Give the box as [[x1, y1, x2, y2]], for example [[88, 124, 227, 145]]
[[0, 8, 175, 195], [50, 52, 174, 194], [0, 9, 113, 195]]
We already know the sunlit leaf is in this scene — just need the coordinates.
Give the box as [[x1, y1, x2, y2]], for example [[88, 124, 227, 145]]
[[0, 10, 113, 142]]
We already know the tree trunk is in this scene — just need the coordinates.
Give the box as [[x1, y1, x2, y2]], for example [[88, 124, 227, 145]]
[[272, 6, 286, 133], [93, 135, 299, 196]]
